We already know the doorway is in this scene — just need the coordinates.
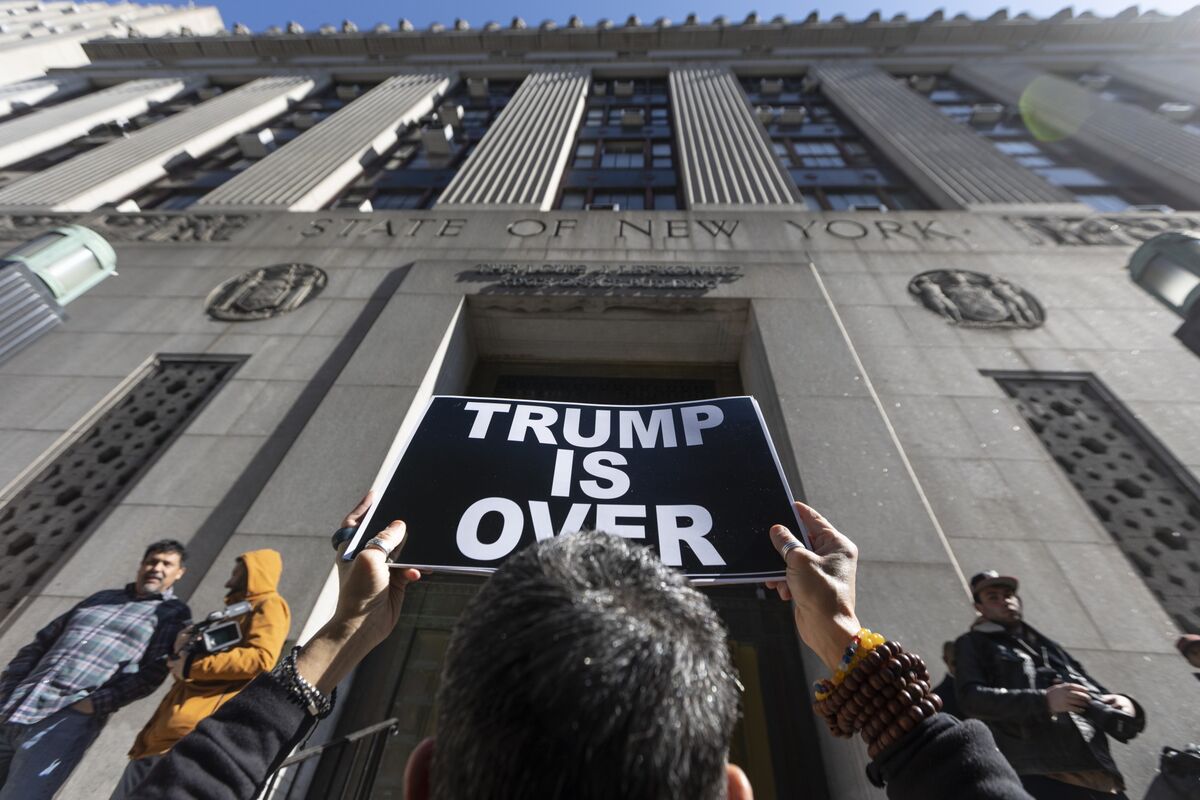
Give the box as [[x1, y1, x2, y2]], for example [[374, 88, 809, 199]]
[[305, 360, 828, 799]]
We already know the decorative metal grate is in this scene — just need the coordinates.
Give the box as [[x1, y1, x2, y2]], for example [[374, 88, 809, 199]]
[[995, 373, 1200, 633], [0, 356, 241, 619]]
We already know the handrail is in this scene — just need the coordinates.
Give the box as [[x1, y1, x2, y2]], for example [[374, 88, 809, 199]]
[[278, 717, 400, 768]]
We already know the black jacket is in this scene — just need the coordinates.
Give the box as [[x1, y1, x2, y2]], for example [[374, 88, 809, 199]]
[[954, 620, 1142, 787], [130, 673, 1033, 800]]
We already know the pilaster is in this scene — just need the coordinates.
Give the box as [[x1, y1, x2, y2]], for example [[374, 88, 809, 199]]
[[814, 62, 1077, 210], [669, 67, 799, 207], [0, 78, 196, 170], [435, 70, 589, 210], [952, 61, 1200, 208], [194, 73, 452, 212]]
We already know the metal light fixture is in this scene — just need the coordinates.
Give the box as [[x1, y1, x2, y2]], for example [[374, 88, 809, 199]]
[[3, 224, 117, 306], [1128, 230, 1200, 354]]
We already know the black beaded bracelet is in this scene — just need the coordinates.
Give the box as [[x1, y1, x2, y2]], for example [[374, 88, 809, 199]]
[[271, 646, 335, 719]]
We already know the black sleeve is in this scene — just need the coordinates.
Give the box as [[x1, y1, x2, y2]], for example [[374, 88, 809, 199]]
[[869, 714, 1032, 800], [955, 635, 1048, 723], [129, 674, 317, 800]]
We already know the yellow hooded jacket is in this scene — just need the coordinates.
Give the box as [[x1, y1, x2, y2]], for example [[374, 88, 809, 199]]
[[128, 549, 290, 759]]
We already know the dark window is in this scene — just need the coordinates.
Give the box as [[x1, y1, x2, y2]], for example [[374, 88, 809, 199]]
[[332, 79, 517, 211], [742, 76, 931, 211], [1063, 72, 1200, 137], [554, 78, 682, 210]]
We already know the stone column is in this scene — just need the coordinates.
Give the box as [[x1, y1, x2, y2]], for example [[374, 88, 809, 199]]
[[194, 73, 452, 212], [952, 61, 1200, 208], [1100, 59, 1200, 109], [435, 70, 589, 210], [813, 62, 1079, 210], [670, 66, 799, 207], [0, 75, 320, 212], [0, 75, 89, 118], [0, 77, 197, 169]]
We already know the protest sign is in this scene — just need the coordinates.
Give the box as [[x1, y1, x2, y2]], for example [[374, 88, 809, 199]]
[[344, 395, 806, 583]]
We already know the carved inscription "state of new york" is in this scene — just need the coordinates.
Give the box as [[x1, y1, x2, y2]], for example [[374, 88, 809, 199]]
[[292, 216, 963, 243]]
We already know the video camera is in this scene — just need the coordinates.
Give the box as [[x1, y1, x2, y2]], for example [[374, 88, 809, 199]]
[[181, 601, 252, 656]]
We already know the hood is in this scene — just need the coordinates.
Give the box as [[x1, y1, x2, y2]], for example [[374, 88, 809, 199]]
[[232, 549, 283, 601]]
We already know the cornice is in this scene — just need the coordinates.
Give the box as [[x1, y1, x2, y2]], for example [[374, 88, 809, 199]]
[[81, 9, 1200, 65]]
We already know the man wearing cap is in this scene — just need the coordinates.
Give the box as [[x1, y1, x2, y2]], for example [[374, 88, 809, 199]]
[[954, 570, 1144, 800]]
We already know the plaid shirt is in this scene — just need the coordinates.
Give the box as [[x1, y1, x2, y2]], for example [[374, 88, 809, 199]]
[[0, 584, 190, 725]]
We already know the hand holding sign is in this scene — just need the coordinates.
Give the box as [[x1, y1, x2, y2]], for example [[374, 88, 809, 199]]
[[298, 496, 422, 694], [766, 502, 861, 672]]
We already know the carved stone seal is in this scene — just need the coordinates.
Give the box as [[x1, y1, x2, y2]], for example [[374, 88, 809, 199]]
[[205, 264, 327, 321], [908, 270, 1044, 329]]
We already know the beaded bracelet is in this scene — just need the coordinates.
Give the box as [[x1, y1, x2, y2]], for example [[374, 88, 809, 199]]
[[271, 646, 335, 719], [810, 631, 942, 759]]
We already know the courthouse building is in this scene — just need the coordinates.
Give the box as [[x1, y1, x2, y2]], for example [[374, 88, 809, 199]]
[[0, 5, 1199, 798]]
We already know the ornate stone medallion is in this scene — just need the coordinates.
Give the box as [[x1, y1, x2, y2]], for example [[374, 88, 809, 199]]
[[205, 263, 327, 321], [907, 269, 1044, 329]]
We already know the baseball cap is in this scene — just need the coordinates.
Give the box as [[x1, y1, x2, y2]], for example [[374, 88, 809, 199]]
[[970, 570, 1019, 600]]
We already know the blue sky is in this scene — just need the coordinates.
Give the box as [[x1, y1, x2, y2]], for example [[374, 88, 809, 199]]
[[185, 0, 1198, 32]]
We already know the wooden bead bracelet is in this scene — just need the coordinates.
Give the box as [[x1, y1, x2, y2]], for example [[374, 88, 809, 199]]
[[811, 633, 942, 759]]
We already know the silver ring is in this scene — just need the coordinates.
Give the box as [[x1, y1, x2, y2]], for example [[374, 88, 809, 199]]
[[362, 536, 391, 556], [780, 540, 804, 559]]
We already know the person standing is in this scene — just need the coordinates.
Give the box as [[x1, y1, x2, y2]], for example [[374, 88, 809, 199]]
[[0, 540, 191, 800], [955, 571, 1144, 800], [933, 640, 963, 719], [112, 550, 289, 799]]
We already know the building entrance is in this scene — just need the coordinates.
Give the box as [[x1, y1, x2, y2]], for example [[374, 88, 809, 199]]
[[302, 362, 827, 799]]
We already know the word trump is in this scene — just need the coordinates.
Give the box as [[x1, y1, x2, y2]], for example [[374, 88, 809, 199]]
[[455, 401, 728, 566]]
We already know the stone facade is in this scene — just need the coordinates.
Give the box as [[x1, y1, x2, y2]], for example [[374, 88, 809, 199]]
[[0, 8, 1198, 799]]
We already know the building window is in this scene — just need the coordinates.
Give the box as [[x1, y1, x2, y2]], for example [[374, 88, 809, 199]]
[[0, 88, 208, 191], [1065, 72, 1200, 137], [554, 79, 681, 210], [742, 76, 932, 211], [993, 372, 1200, 634], [921, 75, 1182, 212], [0, 356, 243, 620], [130, 83, 362, 210], [332, 79, 517, 211]]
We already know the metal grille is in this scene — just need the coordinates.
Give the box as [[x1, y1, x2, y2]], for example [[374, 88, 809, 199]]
[[995, 373, 1200, 633], [0, 357, 241, 619], [490, 375, 718, 404]]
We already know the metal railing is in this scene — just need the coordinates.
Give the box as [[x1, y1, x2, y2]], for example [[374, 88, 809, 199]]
[[262, 717, 399, 800]]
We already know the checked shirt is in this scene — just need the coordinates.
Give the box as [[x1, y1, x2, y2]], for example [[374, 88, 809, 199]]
[[0, 584, 190, 725]]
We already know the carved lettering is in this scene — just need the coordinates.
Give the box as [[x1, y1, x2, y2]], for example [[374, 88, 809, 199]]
[[438, 219, 467, 237], [695, 219, 739, 238], [666, 219, 689, 238], [553, 219, 577, 237], [825, 220, 869, 240], [508, 219, 547, 237], [874, 220, 917, 241], [911, 221, 959, 241], [785, 219, 819, 239], [619, 219, 653, 238]]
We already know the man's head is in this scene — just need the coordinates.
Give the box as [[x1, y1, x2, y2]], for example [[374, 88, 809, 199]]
[[135, 540, 187, 596], [1177, 634, 1200, 669], [970, 570, 1021, 627], [410, 531, 745, 800], [224, 558, 248, 597]]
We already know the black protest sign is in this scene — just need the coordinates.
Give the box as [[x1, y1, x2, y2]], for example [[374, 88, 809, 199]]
[[345, 395, 806, 583]]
